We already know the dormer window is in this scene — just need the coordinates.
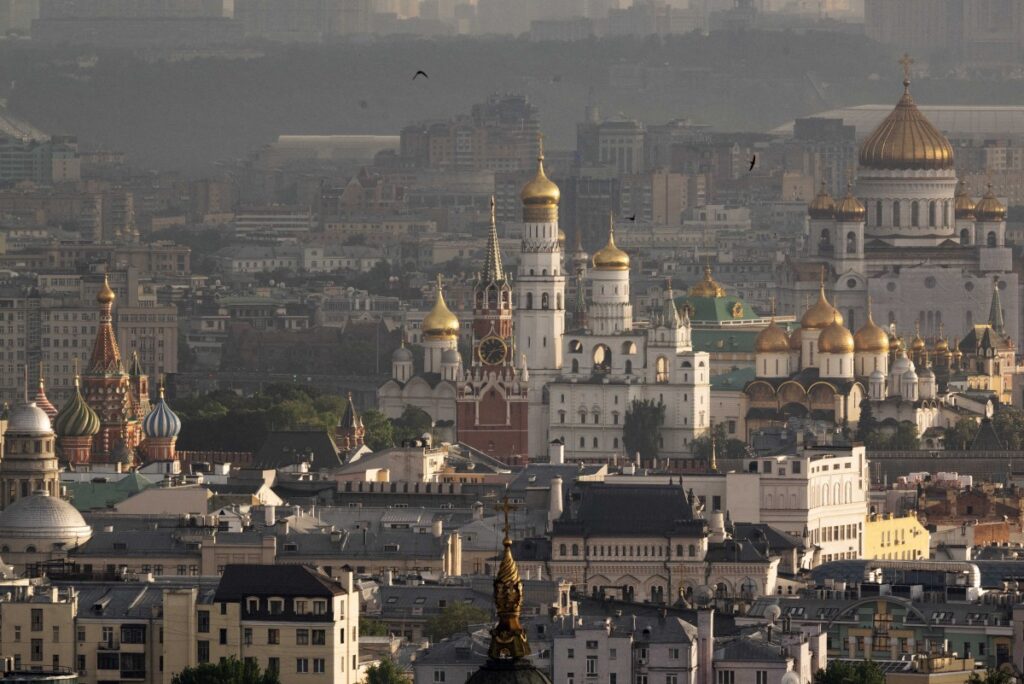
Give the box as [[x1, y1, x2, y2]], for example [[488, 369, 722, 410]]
[[246, 598, 259, 613], [312, 600, 328, 616], [268, 599, 284, 615]]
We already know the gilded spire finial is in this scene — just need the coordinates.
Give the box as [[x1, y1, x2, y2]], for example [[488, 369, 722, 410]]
[[899, 53, 914, 89], [709, 431, 718, 473], [537, 131, 544, 161], [38, 360, 44, 388], [159, 374, 166, 400], [488, 496, 530, 660]]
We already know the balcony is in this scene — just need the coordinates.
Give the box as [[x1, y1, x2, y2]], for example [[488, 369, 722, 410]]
[[120, 670, 147, 680], [97, 639, 120, 651]]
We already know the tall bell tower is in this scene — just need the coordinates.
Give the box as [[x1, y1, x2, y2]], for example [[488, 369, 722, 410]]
[[513, 136, 565, 458]]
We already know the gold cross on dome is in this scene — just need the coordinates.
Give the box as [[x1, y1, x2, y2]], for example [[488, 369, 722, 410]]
[[899, 53, 914, 81], [495, 496, 518, 538]]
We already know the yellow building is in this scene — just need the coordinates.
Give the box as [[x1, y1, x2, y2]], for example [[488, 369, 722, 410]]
[[863, 512, 930, 561]]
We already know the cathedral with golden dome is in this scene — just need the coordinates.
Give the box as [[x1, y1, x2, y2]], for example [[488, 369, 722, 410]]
[[786, 63, 1017, 359]]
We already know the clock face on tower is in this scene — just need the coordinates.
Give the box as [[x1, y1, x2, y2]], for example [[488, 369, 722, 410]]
[[478, 335, 508, 365]]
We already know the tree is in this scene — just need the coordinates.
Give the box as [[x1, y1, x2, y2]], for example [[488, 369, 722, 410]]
[[692, 422, 747, 463], [889, 421, 921, 450], [855, 398, 879, 442], [171, 657, 280, 684], [392, 405, 433, 445], [623, 399, 666, 462], [945, 417, 980, 451], [423, 602, 491, 643], [364, 658, 407, 684], [992, 408, 1024, 450], [813, 660, 885, 684], [361, 410, 395, 451], [360, 616, 390, 636], [966, 669, 1016, 684]]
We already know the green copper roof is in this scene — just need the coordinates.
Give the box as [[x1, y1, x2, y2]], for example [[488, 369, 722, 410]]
[[711, 366, 756, 391], [677, 294, 761, 323], [65, 472, 156, 511], [692, 329, 760, 353]]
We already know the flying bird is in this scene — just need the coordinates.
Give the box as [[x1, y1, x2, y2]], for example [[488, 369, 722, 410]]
[[749, 155, 757, 171], [358, 99, 368, 109], [413, 70, 429, 80], [626, 214, 636, 221]]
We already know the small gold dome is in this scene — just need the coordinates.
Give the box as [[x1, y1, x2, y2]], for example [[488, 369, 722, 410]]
[[789, 326, 803, 351], [975, 185, 1006, 222], [558, 229, 566, 244], [755, 321, 790, 353], [934, 337, 949, 353], [910, 326, 926, 352], [801, 283, 842, 330], [858, 75, 954, 171], [854, 308, 889, 353], [592, 218, 630, 271], [835, 186, 865, 222], [818, 316, 854, 354], [689, 265, 726, 298], [97, 274, 116, 305], [954, 180, 976, 219], [422, 276, 460, 341], [808, 182, 835, 219]]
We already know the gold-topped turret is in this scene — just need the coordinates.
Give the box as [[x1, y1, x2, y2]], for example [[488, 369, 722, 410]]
[[520, 134, 560, 222], [975, 184, 1007, 222], [808, 181, 835, 219], [858, 54, 954, 171], [835, 183, 865, 222], [689, 264, 726, 298], [954, 180, 976, 220], [592, 213, 630, 271], [801, 270, 842, 330], [854, 298, 889, 353], [97, 273, 116, 305], [488, 498, 530, 661], [818, 313, 854, 354], [422, 274, 460, 341]]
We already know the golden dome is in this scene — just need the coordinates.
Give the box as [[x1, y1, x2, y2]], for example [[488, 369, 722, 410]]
[[422, 275, 460, 341], [808, 181, 835, 219], [689, 265, 726, 298], [801, 282, 842, 330], [934, 336, 949, 353], [854, 306, 889, 353], [789, 326, 803, 351], [910, 324, 926, 352], [835, 185, 865, 222], [858, 74, 954, 171], [818, 316, 854, 354], [520, 137, 560, 221], [755, 320, 790, 353], [954, 180, 976, 219], [974, 184, 1006, 221], [97, 274, 116, 305], [592, 216, 630, 271]]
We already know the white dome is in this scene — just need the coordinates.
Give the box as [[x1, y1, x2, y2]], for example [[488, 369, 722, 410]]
[[870, 369, 885, 382], [392, 346, 413, 363], [902, 368, 919, 382], [5, 402, 53, 436], [0, 493, 92, 542], [890, 354, 913, 377]]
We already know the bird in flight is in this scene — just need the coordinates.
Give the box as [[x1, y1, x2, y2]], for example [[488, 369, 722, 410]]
[[748, 154, 757, 171], [413, 70, 429, 80], [358, 99, 368, 109], [626, 213, 636, 221]]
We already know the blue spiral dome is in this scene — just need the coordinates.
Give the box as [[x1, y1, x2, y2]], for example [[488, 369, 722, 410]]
[[142, 391, 181, 439]]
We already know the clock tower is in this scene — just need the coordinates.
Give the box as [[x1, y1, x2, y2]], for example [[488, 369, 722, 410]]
[[456, 198, 530, 464]]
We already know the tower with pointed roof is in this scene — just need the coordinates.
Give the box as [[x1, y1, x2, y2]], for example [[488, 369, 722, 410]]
[[789, 55, 1017, 350], [80, 274, 143, 461], [141, 381, 182, 462], [335, 392, 365, 452], [514, 136, 566, 460]]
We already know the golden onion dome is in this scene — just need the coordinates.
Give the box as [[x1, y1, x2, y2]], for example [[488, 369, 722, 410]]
[[808, 181, 835, 219], [934, 337, 949, 353], [818, 316, 855, 354], [520, 138, 560, 210], [835, 185, 866, 222], [954, 180, 976, 219], [854, 307, 889, 353], [858, 72, 954, 171], [592, 217, 630, 271], [689, 265, 726, 298], [801, 283, 842, 330], [755, 320, 790, 353], [910, 326, 926, 352], [974, 185, 1007, 222], [422, 276, 460, 341], [558, 229, 566, 245], [97, 274, 116, 304], [789, 326, 803, 351]]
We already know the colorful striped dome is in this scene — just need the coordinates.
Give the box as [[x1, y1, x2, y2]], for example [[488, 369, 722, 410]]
[[53, 380, 100, 438], [142, 390, 181, 439]]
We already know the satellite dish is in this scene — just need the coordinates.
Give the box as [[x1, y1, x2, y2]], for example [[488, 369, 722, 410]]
[[693, 585, 714, 608], [765, 604, 782, 624]]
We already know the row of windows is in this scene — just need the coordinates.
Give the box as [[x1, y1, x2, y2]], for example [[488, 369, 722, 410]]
[[556, 543, 702, 559]]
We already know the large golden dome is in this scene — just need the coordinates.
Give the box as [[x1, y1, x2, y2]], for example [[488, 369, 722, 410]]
[[835, 185, 865, 222], [818, 316, 854, 354], [755, 320, 790, 353], [789, 326, 803, 351], [954, 180, 976, 219], [422, 276, 460, 341], [520, 137, 560, 221], [592, 217, 630, 271], [689, 265, 726, 298], [801, 283, 842, 330], [808, 182, 835, 219], [858, 75, 954, 171], [974, 185, 1007, 222], [854, 307, 889, 353]]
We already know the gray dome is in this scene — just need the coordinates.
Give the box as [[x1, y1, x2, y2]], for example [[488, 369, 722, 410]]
[[441, 349, 460, 364], [919, 366, 935, 379], [392, 346, 414, 362], [0, 493, 92, 541], [869, 369, 885, 381], [5, 402, 53, 436], [902, 368, 919, 382]]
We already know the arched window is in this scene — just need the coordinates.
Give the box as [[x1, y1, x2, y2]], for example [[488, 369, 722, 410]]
[[987, 231, 997, 247], [688, 544, 696, 557], [929, 200, 937, 227], [656, 356, 669, 383], [846, 231, 857, 254], [911, 200, 920, 227], [592, 437, 598, 448], [542, 293, 550, 309], [571, 544, 579, 556], [624, 360, 633, 375], [876, 200, 883, 225], [613, 438, 619, 448], [960, 228, 970, 245], [676, 544, 683, 557], [593, 345, 612, 373], [893, 201, 901, 227], [526, 292, 534, 309], [556, 293, 562, 310], [571, 359, 579, 374], [559, 544, 567, 556], [579, 436, 585, 448]]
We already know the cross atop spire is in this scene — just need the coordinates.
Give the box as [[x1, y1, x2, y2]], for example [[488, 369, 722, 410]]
[[899, 53, 915, 85], [495, 496, 518, 541]]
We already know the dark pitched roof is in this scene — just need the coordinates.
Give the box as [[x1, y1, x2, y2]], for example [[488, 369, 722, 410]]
[[970, 418, 1005, 451], [731, 523, 804, 553], [213, 565, 346, 602], [705, 538, 772, 563], [254, 430, 343, 470], [554, 484, 705, 537]]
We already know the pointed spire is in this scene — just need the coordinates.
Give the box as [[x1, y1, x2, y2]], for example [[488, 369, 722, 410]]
[[34, 360, 57, 420], [989, 278, 1005, 334], [89, 274, 125, 375], [709, 431, 718, 473], [488, 497, 530, 661], [482, 195, 504, 283], [662, 277, 681, 329]]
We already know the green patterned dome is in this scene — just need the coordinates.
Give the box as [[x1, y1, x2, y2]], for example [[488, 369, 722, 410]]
[[53, 383, 100, 438]]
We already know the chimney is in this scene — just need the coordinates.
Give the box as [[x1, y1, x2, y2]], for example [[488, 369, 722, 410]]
[[548, 439, 565, 465], [472, 501, 484, 521], [384, 570, 393, 586], [432, 519, 443, 538], [548, 475, 564, 530], [697, 608, 715, 684], [264, 505, 276, 526], [709, 512, 726, 543]]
